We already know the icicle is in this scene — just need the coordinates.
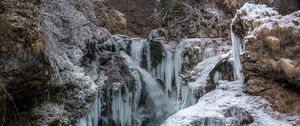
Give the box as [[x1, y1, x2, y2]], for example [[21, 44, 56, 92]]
[[120, 51, 143, 125], [174, 46, 183, 98], [111, 83, 131, 126], [75, 94, 101, 126], [145, 42, 152, 72], [181, 85, 191, 108], [231, 25, 244, 82], [130, 39, 146, 66], [163, 45, 174, 93], [121, 39, 200, 125], [213, 71, 222, 84]]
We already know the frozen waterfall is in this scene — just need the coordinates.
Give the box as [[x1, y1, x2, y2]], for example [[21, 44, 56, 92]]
[[111, 84, 131, 126], [74, 37, 208, 126], [75, 95, 101, 126]]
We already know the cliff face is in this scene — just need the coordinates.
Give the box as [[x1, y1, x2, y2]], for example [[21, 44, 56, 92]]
[[231, 3, 300, 114], [0, 0, 50, 124]]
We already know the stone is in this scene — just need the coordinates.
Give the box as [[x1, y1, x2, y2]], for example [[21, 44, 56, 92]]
[[232, 3, 300, 114]]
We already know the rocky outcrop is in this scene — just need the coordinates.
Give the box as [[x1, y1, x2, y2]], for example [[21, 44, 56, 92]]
[[27, 0, 141, 125], [0, 0, 137, 125], [0, 0, 51, 124], [232, 3, 300, 114], [221, 0, 300, 15]]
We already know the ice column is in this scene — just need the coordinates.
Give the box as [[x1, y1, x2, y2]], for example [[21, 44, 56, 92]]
[[231, 26, 244, 82], [75, 95, 101, 126], [163, 45, 174, 93], [174, 45, 183, 98], [111, 83, 132, 126]]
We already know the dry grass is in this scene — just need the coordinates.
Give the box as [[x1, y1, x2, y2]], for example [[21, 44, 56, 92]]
[[31, 40, 44, 52], [261, 58, 299, 78], [280, 59, 297, 78], [223, 0, 241, 9], [266, 36, 280, 51], [268, 58, 279, 69]]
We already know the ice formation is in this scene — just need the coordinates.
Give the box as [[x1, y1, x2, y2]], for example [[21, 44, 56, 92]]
[[162, 80, 299, 126], [75, 95, 101, 126], [111, 85, 132, 126], [230, 27, 244, 82], [76, 36, 229, 125]]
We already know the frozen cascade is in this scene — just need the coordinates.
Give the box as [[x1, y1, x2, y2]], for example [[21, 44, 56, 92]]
[[122, 50, 170, 124], [132, 39, 194, 112], [75, 95, 101, 126], [73, 37, 230, 126], [129, 39, 174, 95], [162, 45, 174, 93], [130, 39, 147, 66], [138, 68, 165, 116], [120, 51, 144, 125], [231, 25, 244, 82], [41, 0, 218, 125], [127, 39, 196, 122], [75, 37, 225, 125], [111, 84, 132, 126], [145, 42, 152, 72], [174, 45, 184, 98], [124, 48, 165, 117]]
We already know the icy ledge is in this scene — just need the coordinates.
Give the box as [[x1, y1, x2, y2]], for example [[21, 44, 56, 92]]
[[162, 80, 300, 126]]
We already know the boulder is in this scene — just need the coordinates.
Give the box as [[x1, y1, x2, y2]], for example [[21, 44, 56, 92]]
[[232, 3, 300, 114]]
